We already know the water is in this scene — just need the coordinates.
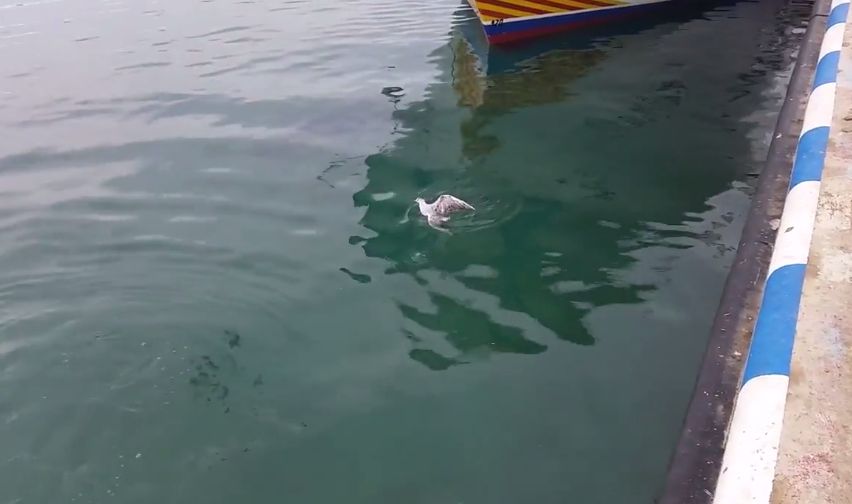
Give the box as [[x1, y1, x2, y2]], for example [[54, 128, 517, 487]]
[[0, 0, 808, 502]]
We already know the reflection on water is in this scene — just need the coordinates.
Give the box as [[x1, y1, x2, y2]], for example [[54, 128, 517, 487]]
[[454, 42, 607, 158], [352, 1, 801, 372], [0, 0, 809, 502]]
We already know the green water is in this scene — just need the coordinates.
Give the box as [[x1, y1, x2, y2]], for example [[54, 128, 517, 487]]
[[0, 0, 807, 502]]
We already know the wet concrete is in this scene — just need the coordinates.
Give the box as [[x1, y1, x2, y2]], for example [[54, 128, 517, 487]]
[[772, 16, 852, 504]]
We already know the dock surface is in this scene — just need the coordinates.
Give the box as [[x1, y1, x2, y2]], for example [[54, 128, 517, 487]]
[[772, 8, 852, 503]]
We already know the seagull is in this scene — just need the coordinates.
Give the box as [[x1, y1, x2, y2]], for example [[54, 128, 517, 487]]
[[415, 194, 475, 229]]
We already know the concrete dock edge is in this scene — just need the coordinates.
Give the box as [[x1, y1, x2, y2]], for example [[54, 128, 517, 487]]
[[711, 0, 849, 502], [657, 0, 834, 502]]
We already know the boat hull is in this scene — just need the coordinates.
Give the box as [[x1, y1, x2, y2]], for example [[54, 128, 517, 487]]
[[468, 0, 671, 43]]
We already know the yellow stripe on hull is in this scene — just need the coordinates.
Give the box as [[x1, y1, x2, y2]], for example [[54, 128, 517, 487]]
[[504, 0, 566, 13], [476, 3, 538, 18], [471, 0, 625, 22], [541, 0, 621, 9]]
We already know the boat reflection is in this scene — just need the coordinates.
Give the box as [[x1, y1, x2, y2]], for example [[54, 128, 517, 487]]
[[349, 0, 763, 370], [348, 14, 691, 370]]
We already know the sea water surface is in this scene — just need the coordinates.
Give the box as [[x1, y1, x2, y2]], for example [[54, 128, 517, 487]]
[[0, 0, 808, 502]]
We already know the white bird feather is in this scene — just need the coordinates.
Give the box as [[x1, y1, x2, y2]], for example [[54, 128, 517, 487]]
[[415, 194, 475, 229]]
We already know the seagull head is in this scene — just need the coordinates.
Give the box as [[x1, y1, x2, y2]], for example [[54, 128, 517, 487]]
[[414, 197, 425, 204]]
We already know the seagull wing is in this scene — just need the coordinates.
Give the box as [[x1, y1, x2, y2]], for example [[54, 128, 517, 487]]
[[434, 194, 475, 215]]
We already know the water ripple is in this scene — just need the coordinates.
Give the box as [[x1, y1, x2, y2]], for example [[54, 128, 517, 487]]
[[0, 0, 810, 502]]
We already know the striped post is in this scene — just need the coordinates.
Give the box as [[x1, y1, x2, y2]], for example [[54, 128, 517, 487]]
[[712, 1, 850, 502]]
